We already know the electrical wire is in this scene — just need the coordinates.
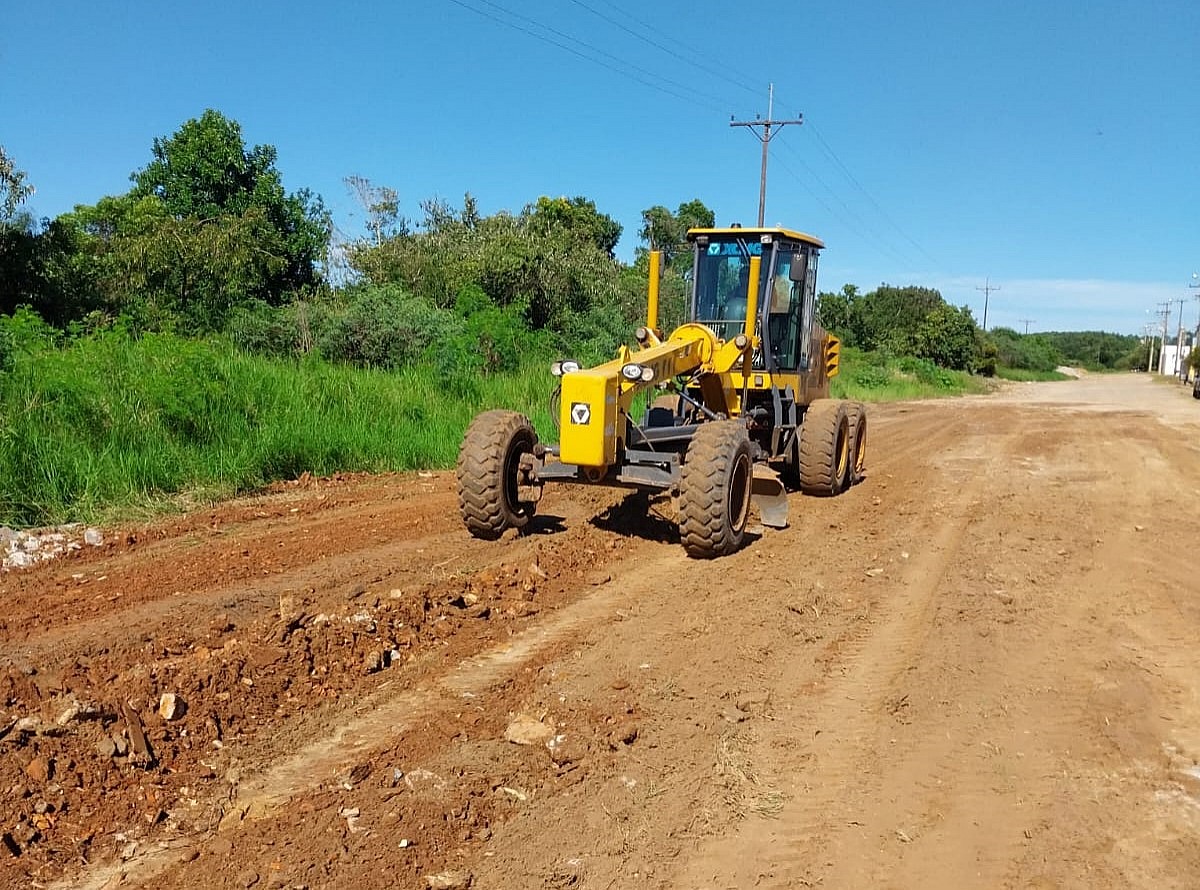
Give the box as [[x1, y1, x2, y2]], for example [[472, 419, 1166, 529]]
[[805, 121, 941, 269], [774, 142, 918, 273], [445, 0, 732, 114], [565, 0, 763, 101]]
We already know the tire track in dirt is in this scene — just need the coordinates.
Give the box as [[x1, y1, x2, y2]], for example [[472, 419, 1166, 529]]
[[669, 406, 1012, 888], [673, 392, 1200, 890], [10, 377, 1200, 890]]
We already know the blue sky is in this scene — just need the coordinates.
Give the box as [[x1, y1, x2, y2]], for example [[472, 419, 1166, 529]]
[[5, 0, 1199, 334]]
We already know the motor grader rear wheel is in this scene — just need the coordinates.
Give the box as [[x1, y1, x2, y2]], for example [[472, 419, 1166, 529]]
[[457, 410, 539, 539], [678, 421, 753, 559], [798, 399, 851, 496], [845, 401, 868, 484]]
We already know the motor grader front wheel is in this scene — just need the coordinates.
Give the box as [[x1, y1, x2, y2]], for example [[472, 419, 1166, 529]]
[[798, 399, 851, 496], [678, 421, 753, 559], [457, 410, 539, 539]]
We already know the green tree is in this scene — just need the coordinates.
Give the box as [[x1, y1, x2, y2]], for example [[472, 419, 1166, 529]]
[[856, 284, 945, 354], [48, 193, 294, 331], [130, 109, 330, 297], [638, 199, 715, 268], [0, 146, 33, 218], [344, 175, 405, 244], [987, 327, 1062, 372], [817, 284, 863, 344], [914, 303, 979, 370], [524, 195, 621, 257]]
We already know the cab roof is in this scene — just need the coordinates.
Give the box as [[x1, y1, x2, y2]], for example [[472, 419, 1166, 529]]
[[685, 226, 825, 249]]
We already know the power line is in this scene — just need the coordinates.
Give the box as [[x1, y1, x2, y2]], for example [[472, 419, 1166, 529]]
[[800, 120, 940, 270], [770, 150, 918, 273], [774, 140, 920, 271], [564, 0, 761, 101], [444, 0, 727, 112], [730, 84, 804, 227]]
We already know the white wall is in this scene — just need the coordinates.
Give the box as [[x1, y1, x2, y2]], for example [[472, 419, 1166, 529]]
[[1160, 342, 1193, 376]]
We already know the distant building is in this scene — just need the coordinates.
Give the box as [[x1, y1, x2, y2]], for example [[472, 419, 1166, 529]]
[[1160, 341, 1193, 378]]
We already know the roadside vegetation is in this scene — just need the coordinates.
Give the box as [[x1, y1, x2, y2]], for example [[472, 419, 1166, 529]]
[[0, 112, 1150, 526]]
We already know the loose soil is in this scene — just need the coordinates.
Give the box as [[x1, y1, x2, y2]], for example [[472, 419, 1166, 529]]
[[2, 374, 1199, 889]]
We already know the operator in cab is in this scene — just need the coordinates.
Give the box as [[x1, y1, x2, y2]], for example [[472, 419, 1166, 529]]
[[721, 263, 751, 322]]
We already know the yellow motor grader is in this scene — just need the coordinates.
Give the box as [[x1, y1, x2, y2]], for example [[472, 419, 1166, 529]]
[[456, 226, 866, 558]]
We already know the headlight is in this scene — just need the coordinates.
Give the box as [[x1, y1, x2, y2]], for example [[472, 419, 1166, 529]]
[[620, 363, 655, 383], [551, 359, 581, 377]]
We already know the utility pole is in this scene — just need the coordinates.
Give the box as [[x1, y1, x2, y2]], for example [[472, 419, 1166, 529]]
[[1174, 298, 1186, 378], [1145, 323, 1157, 373], [1018, 318, 1035, 335], [976, 278, 1000, 332], [730, 84, 803, 227], [1156, 301, 1171, 373]]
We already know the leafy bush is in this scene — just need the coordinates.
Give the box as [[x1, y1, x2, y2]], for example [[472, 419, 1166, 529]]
[[313, 284, 461, 368]]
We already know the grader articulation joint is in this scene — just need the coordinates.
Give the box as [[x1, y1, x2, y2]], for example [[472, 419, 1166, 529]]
[[456, 227, 867, 558]]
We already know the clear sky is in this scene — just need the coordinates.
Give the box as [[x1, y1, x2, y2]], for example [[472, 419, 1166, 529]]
[[5, 0, 1200, 335]]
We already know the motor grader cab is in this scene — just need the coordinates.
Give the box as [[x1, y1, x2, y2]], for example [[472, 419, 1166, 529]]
[[456, 226, 867, 558]]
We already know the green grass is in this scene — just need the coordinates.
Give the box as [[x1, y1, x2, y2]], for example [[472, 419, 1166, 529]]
[[0, 331, 558, 528], [0, 333, 1020, 529], [831, 347, 990, 402]]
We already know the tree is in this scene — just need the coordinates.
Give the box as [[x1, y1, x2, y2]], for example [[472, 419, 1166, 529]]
[[344, 175, 405, 244], [856, 284, 946, 354], [130, 109, 330, 296], [47, 194, 291, 330], [524, 195, 621, 257], [817, 284, 862, 344], [914, 303, 979, 370], [638, 199, 715, 268], [0, 146, 33, 218]]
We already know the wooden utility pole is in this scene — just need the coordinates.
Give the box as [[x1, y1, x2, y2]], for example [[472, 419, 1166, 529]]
[[1155, 302, 1171, 373], [1174, 299, 1185, 377], [1018, 318, 1035, 335], [730, 84, 803, 226], [976, 278, 1000, 332]]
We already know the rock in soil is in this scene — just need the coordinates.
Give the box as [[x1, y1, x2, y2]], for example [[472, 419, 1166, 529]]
[[425, 871, 472, 889], [504, 714, 555, 746]]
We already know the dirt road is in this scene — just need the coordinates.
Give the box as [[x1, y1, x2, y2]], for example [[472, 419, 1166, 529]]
[[3, 374, 1200, 890]]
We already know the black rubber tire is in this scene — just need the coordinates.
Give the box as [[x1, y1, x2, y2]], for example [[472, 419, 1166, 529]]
[[781, 424, 803, 490], [456, 410, 538, 539], [678, 421, 754, 559], [798, 399, 850, 497], [845, 401, 868, 485]]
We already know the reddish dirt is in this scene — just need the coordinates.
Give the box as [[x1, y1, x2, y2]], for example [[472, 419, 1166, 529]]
[[3, 375, 1200, 890]]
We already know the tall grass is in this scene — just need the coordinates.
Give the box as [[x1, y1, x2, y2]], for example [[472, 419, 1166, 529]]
[[0, 331, 557, 527], [831, 347, 990, 402], [0, 335, 1001, 528]]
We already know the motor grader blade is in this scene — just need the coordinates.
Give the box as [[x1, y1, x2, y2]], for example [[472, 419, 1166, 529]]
[[751, 465, 788, 529]]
